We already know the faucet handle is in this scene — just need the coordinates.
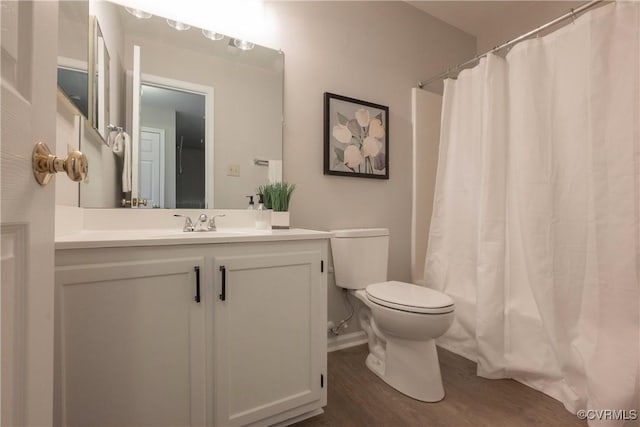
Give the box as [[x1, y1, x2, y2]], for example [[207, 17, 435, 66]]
[[174, 214, 194, 232], [208, 214, 226, 231]]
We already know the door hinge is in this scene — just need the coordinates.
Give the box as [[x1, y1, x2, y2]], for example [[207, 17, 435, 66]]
[[321, 260, 324, 273], [321, 374, 324, 388]]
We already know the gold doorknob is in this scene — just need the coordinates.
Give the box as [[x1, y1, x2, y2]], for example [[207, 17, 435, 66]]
[[32, 142, 88, 186]]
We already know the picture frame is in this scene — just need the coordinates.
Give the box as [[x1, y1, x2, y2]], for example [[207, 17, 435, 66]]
[[324, 92, 389, 179]]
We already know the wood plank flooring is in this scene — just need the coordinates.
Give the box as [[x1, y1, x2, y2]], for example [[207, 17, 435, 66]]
[[295, 345, 585, 427]]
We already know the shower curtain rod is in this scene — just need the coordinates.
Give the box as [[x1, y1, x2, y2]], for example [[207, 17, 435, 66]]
[[418, 0, 605, 88]]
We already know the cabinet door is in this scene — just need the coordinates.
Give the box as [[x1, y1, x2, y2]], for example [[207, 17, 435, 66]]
[[55, 258, 206, 427], [213, 251, 324, 427]]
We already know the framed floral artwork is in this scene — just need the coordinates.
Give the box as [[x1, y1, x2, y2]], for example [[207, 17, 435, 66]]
[[324, 92, 389, 179]]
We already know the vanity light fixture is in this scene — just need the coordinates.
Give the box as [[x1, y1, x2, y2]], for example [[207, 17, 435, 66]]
[[202, 29, 224, 41], [166, 19, 191, 31], [233, 39, 255, 51], [124, 7, 152, 19]]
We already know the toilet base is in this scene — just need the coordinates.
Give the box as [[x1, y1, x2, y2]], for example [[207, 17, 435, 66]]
[[365, 352, 385, 377], [365, 338, 445, 402], [352, 289, 448, 402]]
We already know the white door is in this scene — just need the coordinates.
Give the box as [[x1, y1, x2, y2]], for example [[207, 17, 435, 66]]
[[139, 127, 164, 208], [1, 1, 57, 425]]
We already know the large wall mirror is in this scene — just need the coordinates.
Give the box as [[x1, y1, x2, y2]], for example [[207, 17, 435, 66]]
[[88, 15, 111, 139], [57, 1, 111, 143], [58, 0, 284, 209], [57, 1, 90, 117], [57, 1, 89, 120]]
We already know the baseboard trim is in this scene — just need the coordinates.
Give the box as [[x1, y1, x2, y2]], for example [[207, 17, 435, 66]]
[[327, 331, 368, 352]]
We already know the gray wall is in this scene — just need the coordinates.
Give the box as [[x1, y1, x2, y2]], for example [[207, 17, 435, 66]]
[[263, 2, 475, 335]]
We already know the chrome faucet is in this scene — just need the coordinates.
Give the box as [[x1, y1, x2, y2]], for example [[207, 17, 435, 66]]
[[174, 214, 194, 232], [207, 214, 226, 231], [174, 213, 226, 232]]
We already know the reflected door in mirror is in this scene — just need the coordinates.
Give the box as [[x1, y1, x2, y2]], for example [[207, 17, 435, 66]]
[[139, 83, 208, 209], [139, 128, 165, 209]]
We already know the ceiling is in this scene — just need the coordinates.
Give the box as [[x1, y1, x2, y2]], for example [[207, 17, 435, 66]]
[[141, 84, 205, 117], [408, 1, 589, 52]]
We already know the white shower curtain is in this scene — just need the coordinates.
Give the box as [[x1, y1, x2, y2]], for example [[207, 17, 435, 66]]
[[425, 2, 640, 424]]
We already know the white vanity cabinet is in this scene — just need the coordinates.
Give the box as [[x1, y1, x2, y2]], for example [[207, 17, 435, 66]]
[[213, 252, 325, 427], [54, 233, 328, 427], [55, 257, 207, 427]]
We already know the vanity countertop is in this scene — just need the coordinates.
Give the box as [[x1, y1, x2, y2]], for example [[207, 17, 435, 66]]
[[55, 228, 332, 250]]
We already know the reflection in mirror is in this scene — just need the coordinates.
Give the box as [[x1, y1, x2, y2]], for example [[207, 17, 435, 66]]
[[75, 0, 126, 208], [57, 68, 88, 117], [140, 83, 207, 209], [125, 3, 284, 209], [69, 0, 284, 209], [57, 0, 89, 117], [88, 18, 110, 141]]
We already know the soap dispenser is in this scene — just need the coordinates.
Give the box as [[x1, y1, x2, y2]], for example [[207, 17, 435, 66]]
[[255, 193, 271, 230], [246, 195, 255, 210]]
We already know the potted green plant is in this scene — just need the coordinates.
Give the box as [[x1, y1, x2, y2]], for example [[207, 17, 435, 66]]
[[258, 182, 295, 229]]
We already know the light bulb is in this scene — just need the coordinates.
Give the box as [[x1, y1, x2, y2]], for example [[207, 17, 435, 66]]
[[125, 7, 152, 19], [202, 29, 224, 41], [233, 39, 255, 51], [166, 19, 191, 31]]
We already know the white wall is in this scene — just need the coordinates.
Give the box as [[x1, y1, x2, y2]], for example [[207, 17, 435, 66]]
[[58, 1, 88, 65], [263, 2, 475, 335], [78, 124, 120, 208], [56, 93, 81, 207], [57, 90, 121, 209], [475, 2, 588, 52]]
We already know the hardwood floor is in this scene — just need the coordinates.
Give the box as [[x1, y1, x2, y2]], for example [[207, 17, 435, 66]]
[[295, 345, 585, 427]]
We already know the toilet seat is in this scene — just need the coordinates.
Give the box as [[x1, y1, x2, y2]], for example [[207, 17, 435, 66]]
[[366, 281, 455, 314]]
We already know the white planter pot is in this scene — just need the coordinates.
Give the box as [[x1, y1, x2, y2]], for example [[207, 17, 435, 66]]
[[271, 211, 290, 229]]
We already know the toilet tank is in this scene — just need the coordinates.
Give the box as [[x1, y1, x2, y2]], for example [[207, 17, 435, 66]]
[[330, 228, 389, 290]]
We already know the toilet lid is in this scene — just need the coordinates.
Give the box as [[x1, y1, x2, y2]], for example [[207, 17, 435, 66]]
[[366, 281, 455, 314]]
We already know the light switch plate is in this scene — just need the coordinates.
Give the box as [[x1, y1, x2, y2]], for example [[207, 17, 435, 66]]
[[227, 164, 240, 177]]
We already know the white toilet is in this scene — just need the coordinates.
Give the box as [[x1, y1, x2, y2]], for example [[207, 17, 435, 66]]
[[330, 228, 455, 402]]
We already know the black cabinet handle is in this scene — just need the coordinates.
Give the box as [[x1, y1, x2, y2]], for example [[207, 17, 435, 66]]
[[219, 266, 226, 301], [194, 266, 201, 303]]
